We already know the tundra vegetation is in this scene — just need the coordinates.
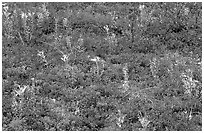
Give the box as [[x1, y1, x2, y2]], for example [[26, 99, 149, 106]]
[[2, 2, 202, 131]]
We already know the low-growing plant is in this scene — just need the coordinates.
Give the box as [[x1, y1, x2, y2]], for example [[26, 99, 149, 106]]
[[2, 2, 201, 131]]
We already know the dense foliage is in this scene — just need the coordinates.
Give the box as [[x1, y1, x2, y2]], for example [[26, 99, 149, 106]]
[[2, 2, 202, 131]]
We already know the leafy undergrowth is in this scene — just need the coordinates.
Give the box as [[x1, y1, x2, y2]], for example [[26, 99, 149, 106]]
[[2, 46, 201, 131], [2, 2, 202, 131]]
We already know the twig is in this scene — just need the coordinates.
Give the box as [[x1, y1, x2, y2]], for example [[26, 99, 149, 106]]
[[40, 41, 65, 55], [18, 32, 25, 45], [29, 24, 34, 41], [96, 61, 100, 76]]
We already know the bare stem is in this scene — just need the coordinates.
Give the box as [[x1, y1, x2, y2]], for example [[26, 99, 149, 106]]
[[18, 32, 25, 45], [96, 62, 99, 76]]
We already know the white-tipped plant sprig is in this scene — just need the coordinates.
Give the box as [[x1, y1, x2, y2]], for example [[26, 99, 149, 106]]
[[138, 111, 151, 130], [116, 109, 127, 128], [122, 63, 129, 92], [89, 56, 105, 77]]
